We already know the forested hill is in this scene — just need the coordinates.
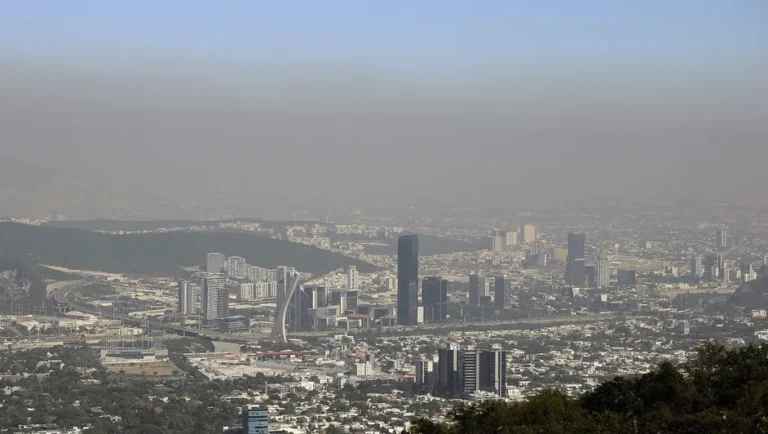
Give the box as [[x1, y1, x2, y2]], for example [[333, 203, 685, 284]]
[[0, 222, 380, 277], [409, 343, 768, 434]]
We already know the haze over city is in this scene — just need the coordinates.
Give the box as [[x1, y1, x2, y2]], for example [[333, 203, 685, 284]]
[[1, 1, 767, 218]]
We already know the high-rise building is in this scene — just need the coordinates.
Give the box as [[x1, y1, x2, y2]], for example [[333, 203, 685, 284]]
[[329, 290, 348, 313], [520, 224, 536, 245], [227, 256, 246, 279], [480, 347, 508, 397], [505, 231, 518, 247], [346, 290, 359, 312], [177, 281, 198, 315], [716, 229, 728, 249], [691, 256, 704, 278], [422, 277, 448, 324], [596, 254, 610, 289], [468, 272, 481, 306], [202, 275, 227, 322], [617, 269, 637, 286], [494, 276, 508, 309], [206, 253, 226, 274], [240, 283, 254, 300], [347, 266, 359, 290], [436, 345, 507, 398], [491, 230, 506, 252], [438, 345, 460, 396], [242, 405, 269, 434], [460, 347, 480, 394], [397, 234, 419, 326], [415, 359, 436, 385], [565, 232, 586, 286]]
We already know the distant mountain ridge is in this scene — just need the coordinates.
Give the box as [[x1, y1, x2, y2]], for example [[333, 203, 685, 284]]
[[0, 222, 380, 277], [45, 219, 485, 255]]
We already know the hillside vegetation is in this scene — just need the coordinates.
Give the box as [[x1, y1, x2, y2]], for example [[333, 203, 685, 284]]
[[0, 223, 379, 277], [410, 343, 768, 434]]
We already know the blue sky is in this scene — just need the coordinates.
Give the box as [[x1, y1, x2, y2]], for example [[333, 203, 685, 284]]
[[1, 0, 766, 76]]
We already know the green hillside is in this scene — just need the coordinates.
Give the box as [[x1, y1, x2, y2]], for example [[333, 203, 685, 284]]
[[0, 223, 380, 277]]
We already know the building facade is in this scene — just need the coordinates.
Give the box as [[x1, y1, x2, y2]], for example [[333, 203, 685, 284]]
[[397, 234, 419, 326]]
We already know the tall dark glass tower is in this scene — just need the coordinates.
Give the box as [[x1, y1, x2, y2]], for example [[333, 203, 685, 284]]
[[422, 276, 448, 323], [397, 234, 419, 326], [565, 232, 586, 286]]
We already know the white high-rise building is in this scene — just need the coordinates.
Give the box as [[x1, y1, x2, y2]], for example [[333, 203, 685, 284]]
[[202, 275, 227, 321], [347, 266, 359, 290], [596, 254, 610, 289], [716, 229, 728, 249], [177, 281, 198, 315], [491, 231, 506, 252], [520, 224, 536, 245], [240, 283, 255, 300], [206, 253, 226, 274], [505, 231, 518, 247], [227, 256, 246, 279]]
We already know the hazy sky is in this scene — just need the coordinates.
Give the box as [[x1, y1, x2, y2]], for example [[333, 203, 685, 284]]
[[1, 1, 767, 216]]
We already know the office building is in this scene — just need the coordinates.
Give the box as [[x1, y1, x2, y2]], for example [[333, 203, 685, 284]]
[[691, 256, 704, 278], [242, 405, 269, 434], [397, 234, 419, 326], [415, 359, 436, 386], [347, 265, 359, 290], [551, 247, 567, 263], [422, 277, 448, 323], [202, 275, 227, 322], [596, 254, 610, 289], [468, 272, 481, 306], [494, 275, 508, 309], [716, 229, 728, 249], [226, 256, 246, 279], [565, 232, 586, 286], [438, 345, 461, 396], [177, 281, 198, 315], [461, 347, 481, 393], [491, 230, 506, 252], [346, 290, 359, 312], [329, 290, 348, 313], [505, 231, 518, 247], [436, 345, 507, 398], [480, 347, 508, 397], [206, 253, 226, 274], [520, 224, 536, 245]]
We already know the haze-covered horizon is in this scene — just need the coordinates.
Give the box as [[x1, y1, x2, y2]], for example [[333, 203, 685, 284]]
[[1, 1, 767, 219]]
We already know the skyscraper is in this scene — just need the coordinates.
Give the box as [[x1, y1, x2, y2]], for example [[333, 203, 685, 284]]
[[716, 229, 728, 249], [491, 230, 506, 252], [468, 272, 481, 306], [494, 275, 508, 309], [177, 280, 198, 315], [438, 345, 460, 396], [242, 405, 269, 434], [480, 347, 508, 397], [422, 276, 448, 323], [397, 234, 419, 326], [691, 256, 704, 278], [460, 347, 480, 394], [520, 224, 536, 245], [565, 232, 586, 286], [206, 253, 226, 274], [202, 275, 227, 322], [505, 231, 518, 247], [347, 265, 359, 290], [596, 254, 610, 289]]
